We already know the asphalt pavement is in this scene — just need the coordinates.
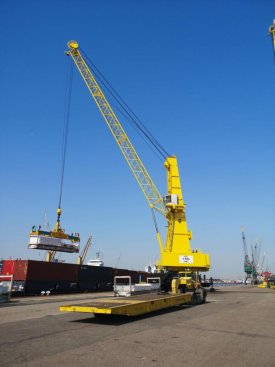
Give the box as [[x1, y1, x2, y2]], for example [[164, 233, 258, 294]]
[[0, 286, 274, 367]]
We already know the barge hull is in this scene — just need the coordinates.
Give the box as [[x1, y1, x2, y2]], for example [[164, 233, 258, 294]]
[[0, 259, 150, 295]]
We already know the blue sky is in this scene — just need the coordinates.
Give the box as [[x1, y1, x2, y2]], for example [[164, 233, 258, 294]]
[[0, 0, 274, 279]]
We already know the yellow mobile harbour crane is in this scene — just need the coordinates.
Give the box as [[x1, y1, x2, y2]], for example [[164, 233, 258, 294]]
[[60, 41, 210, 317]]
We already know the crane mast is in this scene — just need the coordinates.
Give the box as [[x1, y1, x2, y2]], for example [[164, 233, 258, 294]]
[[66, 41, 210, 272]]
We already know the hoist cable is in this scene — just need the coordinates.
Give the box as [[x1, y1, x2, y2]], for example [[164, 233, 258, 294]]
[[88, 66, 164, 163], [86, 55, 169, 159], [85, 56, 167, 160], [58, 58, 74, 209], [80, 48, 171, 159], [94, 68, 168, 160]]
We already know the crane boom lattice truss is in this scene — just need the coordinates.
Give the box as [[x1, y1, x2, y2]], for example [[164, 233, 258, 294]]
[[66, 45, 165, 216]]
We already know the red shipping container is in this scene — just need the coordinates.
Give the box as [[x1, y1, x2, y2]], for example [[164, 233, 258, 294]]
[[2, 260, 28, 280], [2, 260, 16, 276], [14, 260, 28, 280], [2, 260, 79, 282]]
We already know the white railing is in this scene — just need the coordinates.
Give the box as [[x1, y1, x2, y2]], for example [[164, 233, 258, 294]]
[[113, 276, 161, 297]]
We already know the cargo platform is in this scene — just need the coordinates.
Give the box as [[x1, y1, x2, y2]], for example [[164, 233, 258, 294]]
[[60, 292, 192, 316]]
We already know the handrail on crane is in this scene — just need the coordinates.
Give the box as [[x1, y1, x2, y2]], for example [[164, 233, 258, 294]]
[[66, 41, 210, 272]]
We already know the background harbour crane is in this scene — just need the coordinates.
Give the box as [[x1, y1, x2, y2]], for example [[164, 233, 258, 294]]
[[241, 228, 253, 284]]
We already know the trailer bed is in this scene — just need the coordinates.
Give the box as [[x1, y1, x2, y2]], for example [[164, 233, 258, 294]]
[[60, 292, 192, 316]]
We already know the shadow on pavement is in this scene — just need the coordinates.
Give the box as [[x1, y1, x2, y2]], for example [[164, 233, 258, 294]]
[[70, 304, 202, 325]]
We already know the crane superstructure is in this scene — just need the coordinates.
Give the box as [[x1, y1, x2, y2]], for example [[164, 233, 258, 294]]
[[66, 41, 209, 278], [66, 41, 210, 278]]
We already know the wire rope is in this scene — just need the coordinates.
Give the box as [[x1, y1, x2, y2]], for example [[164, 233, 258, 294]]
[[80, 48, 171, 160], [58, 58, 74, 209], [89, 66, 164, 163]]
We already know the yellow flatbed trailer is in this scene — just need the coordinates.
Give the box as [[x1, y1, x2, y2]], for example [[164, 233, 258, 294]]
[[60, 292, 192, 317]]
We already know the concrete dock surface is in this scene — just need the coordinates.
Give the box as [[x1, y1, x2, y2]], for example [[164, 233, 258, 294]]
[[0, 286, 274, 367]]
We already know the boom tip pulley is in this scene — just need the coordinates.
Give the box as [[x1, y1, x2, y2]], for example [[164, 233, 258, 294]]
[[67, 40, 79, 50]]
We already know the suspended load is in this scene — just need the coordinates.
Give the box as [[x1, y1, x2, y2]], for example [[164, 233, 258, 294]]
[[28, 208, 80, 254], [28, 60, 81, 259], [28, 229, 80, 253]]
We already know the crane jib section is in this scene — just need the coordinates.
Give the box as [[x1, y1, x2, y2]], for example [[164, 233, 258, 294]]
[[67, 46, 166, 216]]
